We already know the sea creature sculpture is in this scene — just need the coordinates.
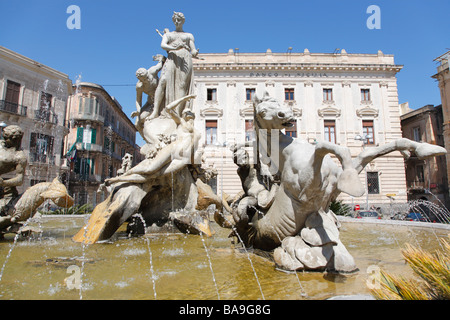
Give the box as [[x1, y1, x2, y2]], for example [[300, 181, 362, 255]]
[[230, 91, 447, 272]]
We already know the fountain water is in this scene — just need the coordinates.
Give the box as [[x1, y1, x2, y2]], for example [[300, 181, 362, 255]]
[[0, 215, 447, 299], [200, 233, 220, 299], [1, 11, 449, 301]]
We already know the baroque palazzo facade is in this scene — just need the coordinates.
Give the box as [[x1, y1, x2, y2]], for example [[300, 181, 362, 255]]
[[65, 82, 140, 206], [192, 49, 406, 208]]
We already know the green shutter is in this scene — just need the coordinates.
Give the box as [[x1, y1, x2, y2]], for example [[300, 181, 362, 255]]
[[76, 127, 83, 143], [91, 128, 97, 144]]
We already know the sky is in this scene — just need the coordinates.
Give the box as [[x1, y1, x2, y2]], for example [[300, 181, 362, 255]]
[[1, 0, 449, 146]]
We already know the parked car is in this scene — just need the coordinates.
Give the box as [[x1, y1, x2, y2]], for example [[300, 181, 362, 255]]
[[406, 212, 427, 222], [356, 210, 380, 219], [357, 210, 380, 219]]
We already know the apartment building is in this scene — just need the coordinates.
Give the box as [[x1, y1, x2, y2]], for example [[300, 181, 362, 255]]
[[65, 82, 140, 205], [0, 46, 72, 192]]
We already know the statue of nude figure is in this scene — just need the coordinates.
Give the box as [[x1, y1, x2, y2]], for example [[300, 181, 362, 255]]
[[0, 125, 27, 225], [132, 54, 166, 140], [105, 94, 199, 186]]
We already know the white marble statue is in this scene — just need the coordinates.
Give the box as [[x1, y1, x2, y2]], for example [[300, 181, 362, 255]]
[[230, 91, 447, 272], [147, 11, 198, 121], [131, 54, 166, 140], [104, 94, 199, 186]]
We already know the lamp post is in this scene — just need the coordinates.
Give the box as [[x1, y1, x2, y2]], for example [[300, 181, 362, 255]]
[[355, 133, 373, 210]]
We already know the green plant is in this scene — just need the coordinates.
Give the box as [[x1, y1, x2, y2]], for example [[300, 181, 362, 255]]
[[370, 236, 450, 300], [43, 203, 93, 215], [329, 200, 352, 216]]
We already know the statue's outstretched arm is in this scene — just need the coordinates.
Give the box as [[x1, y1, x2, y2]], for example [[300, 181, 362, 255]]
[[135, 85, 143, 114], [353, 138, 447, 174]]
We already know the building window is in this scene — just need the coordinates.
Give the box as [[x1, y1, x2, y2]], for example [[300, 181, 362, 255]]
[[362, 120, 375, 144], [246, 88, 256, 101], [361, 89, 371, 101], [413, 127, 421, 142], [323, 88, 333, 101], [74, 158, 95, 180], [3, 80, 21, 114], [367, 172, 380, 194], [415, 165, 425, 182], [324, 120, 336, 144], [103, 136, 115, 153], [207, 88, 217, 101], [245, 120, 255, 141], [285, 120, 297, 138], [30, 179, 46, 186], [40, 92, 52, 110], [76, 127, 97, 144], [36, 92, 53, 122], [285, 88, 294, 101], [205, 120, 217, 145], [30, 132, 54, 163]]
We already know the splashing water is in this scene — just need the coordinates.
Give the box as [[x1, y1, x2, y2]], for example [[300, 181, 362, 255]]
[[215, 209, 265, 300], [0, 221, 31, 283], [200, 234, 220, 299], [249, 205, 308, 298], [134, 214, 157, 300]]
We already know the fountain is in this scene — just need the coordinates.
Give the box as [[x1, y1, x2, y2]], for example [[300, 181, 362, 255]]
[[0, 11, 448, 300]]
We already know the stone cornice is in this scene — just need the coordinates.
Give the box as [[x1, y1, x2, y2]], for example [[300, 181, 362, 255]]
[[194, 63, 403, 73], [0, 46, 71, 82]]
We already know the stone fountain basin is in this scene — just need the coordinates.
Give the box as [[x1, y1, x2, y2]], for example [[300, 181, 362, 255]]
[[0, 215, 447, 300]]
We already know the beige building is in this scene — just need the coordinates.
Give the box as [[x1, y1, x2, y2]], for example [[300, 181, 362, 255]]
[[193, 49, 407, 209], [0, 46, 72, 193], [400, 103, 448, 207], [432, 50, 450, 194], [65, 82, 140, 205]]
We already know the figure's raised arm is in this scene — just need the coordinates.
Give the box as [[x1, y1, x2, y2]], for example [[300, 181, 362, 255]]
[[165, 94, 196, 125], [353, 138, 447, 174], [134, 82, 143, 114]]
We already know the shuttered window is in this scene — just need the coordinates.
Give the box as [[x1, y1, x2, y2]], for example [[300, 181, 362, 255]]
[[205, 120, 217, 145], [324, 120, 336, 144]]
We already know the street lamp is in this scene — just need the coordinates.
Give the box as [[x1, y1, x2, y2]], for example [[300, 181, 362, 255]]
[[355, 133, 373, 210]]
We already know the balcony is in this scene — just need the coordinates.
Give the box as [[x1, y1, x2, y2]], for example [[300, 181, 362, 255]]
[[0, 100, 27, 116], [73, 112, 104, 123], [76, 142, 103, 152], [35, 109, 58, 125]]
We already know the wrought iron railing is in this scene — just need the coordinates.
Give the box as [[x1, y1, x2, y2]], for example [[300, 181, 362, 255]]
[[34, 109, 58, 124], [29, 153, 55, 165], [0, 100, 27, 116]]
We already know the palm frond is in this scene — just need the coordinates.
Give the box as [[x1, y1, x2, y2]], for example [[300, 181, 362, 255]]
[[370, 235, 450, 300]]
